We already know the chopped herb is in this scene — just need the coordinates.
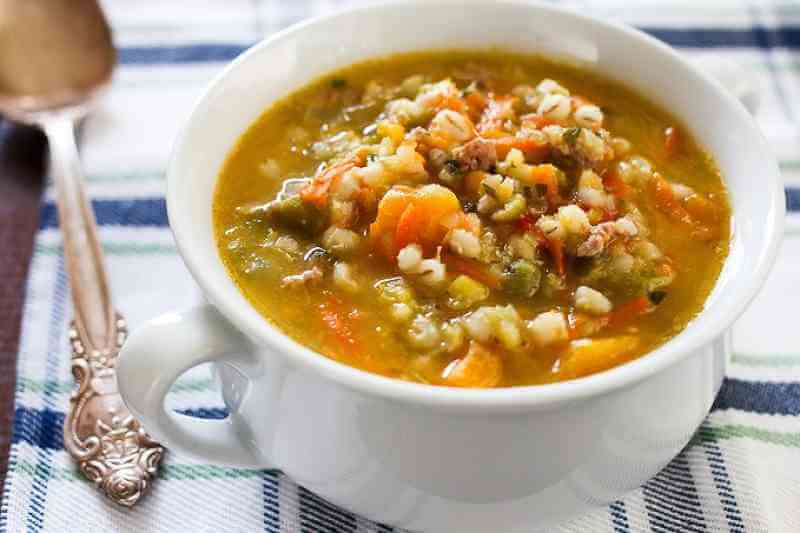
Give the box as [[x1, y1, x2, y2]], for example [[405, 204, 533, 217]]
[[444, 159, 463, 175], [366, 154, 379, 164], [563, 127, 581, 147], [483, 183, 499, 199], [535, 183, 549, 197], [648, 290, 667, 305], [330, 78, 347, 89]]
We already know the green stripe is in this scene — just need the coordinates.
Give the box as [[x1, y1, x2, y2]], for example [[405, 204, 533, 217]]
[[85, 171, 164, 183], [780, 160, 800, 172], [34, 242, 176, 256], [11, 459, 262, 482], [693, 424, 800, 447], [731, 353, 800, 367], [16, 377, 214, 395]]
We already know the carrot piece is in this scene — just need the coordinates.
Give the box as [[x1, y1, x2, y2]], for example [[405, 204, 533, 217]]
[[300, 158, 358, 207], [494, 136, 549, 161], [651, 175, 694, 227], [465, 91, 487, 120], [369, 184, 461, 258], [603, 172, 634, 199], [520, 113, 557, 129], [545, 237, 566, 277], [394, 203, 424, 252], [529, 164, 560, 203], [442, 341, 503, 388], [607, 296, 651, 328], [568, 312, 610, 339], [319, 296, 361, 354], [558, 336, 639, 379], [443, 253, 501, 290], [664, 126, 682, 159], [684, 193, 719, 224]]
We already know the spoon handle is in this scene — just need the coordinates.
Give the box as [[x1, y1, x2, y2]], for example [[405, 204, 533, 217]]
[[43, 114, 164, 506]]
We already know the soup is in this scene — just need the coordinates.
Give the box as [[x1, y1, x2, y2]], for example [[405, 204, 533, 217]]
[[213, 50, 730, 388]]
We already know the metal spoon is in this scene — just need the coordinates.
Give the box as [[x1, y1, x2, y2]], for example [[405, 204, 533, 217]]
[[0, 0, 163, 506]]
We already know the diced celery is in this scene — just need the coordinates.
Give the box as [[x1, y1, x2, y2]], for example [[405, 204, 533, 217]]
[[447, 275, 490, 310]]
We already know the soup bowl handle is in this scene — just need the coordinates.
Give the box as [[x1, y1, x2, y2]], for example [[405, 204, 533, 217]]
[[117, 304, 267, 467]]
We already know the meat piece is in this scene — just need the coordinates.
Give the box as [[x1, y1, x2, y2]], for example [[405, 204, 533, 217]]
[[576, 217, 638, 257], [576, 222, 616, 257], [451, 137, 497, 172], [281, 266, 323, 288]]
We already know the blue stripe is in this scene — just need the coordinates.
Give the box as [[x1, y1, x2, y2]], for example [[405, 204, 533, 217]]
[[262, 471, 281, 532], [110, 27, 800, 65], [701, 431, 746, 532], [712, 379, 800, 416], [298, 485, 357, 533], [644, 26, 800, 49], [609, 500, 630, 532], [787, 188, 800, 213], [11, 407, 228, 451], [25, 256, 67, 533], [39, 198, 167, 229], [36, 187, 800, 231], [118, 44, 248, 64], [642, 453, 707, 532]]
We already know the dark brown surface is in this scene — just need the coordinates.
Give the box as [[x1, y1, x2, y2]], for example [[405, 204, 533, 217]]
[[0, 119, 46, 491]]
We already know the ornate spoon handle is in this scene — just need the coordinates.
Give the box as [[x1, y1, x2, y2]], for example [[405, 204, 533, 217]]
[[43, 113, 164, 506]]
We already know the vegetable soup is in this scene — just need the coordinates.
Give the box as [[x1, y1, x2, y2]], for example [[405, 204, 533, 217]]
[[213, 50, 730, 388]]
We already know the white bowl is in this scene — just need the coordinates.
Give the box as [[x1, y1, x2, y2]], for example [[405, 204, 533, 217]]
[[117, 1, 784, 530]]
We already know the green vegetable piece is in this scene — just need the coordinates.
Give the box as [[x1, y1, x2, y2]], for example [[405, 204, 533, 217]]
[[330, 78, 347, 89], [503, 259, 542, 297], [269, 195, 326, 235], [491, 194, 527, 222], [447, 275, 490, 310], [563, 127, 581, 147]]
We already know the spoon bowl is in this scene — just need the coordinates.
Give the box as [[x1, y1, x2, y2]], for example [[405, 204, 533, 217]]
[[0, 0, 114, 122]]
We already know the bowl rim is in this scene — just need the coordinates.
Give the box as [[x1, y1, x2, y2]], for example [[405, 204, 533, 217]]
[[167, 0, 785, 412]]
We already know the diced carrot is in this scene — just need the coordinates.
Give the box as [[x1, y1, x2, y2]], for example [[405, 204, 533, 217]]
[[664, 126, 682, 159], [479, 129, 509, 139], [603, 172, 633, 199], [442, 341, 503, 388], [465, 91, 487, 120], [529, 164, 560, 203], [568, 312, 610, 339], [464, 170, 488, 195], [443, 253, 501, 290], [607, 296, 651, 328], [441, 95, 467, 113], [520, 113, 557, 129], [494, 136, 550, 161], [369, 184, 461, 258], [684, 193, 719, 224], [319, 295, 361, 354], [651, 174, 695, 227], [546, 237, 566, 277], [300, 156, 360, 207], [394, 203, 423, 252], [557, 336, 639, 379]]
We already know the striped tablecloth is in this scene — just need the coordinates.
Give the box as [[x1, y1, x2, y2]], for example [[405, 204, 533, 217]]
[[1, 1, 799, 531]]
